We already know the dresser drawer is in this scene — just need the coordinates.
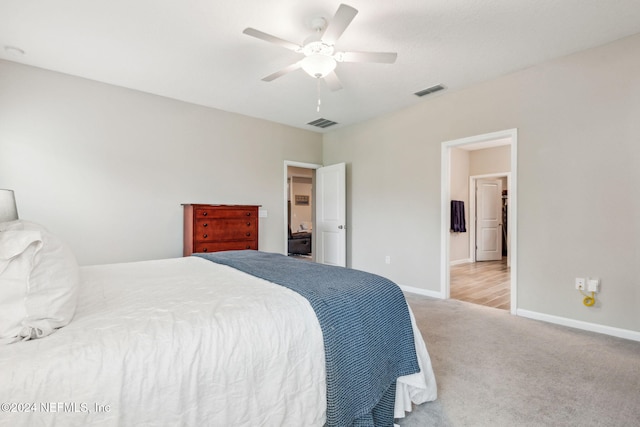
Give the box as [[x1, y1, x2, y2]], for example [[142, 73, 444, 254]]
[[194, 241, 258, 253], [195, 208, 256, 219], [194, 219, 256, 242]]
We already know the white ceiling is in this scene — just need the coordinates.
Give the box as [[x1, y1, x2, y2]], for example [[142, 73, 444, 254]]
[[2, 0, 640, 133]]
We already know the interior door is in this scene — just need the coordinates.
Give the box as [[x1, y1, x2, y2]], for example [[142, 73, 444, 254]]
[[315, 163, 346, 267], [476, 178, 503, 261]]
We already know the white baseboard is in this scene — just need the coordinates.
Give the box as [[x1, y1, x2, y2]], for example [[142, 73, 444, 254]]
[[517, 309, 640, 342], [400, 285, 443, 299], [450, 258, 472, 266], [397, 291, 640, 342]]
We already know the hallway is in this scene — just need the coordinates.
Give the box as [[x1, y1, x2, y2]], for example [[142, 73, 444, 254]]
[[450, 257, 510, 310]]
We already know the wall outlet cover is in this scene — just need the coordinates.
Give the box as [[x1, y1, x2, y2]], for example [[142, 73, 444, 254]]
[[587, 278, 600, 292]]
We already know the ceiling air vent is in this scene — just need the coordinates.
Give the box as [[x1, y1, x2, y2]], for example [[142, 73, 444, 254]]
[[414, 84, 445, 97], [307, 118, 338, 129]]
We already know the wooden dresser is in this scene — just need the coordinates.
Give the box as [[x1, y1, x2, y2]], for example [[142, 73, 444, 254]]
[[182, 204, 259, 256]]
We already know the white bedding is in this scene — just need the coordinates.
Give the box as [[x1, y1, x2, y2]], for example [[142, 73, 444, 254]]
[[0, 256, 436, 426]]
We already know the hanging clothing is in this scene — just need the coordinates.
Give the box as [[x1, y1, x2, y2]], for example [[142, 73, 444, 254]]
[[450, 200, 466, 232]]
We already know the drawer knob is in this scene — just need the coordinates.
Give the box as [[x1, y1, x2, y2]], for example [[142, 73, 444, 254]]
[[246, 232, 251, 237], [203, 212, 208, 216], [246, 245, 251, 249], [203, 234, 208, 238], [203, 223, 208, 227], [203, 248, 208, 252], [246, 222, 251, 226], [246, 212, 251, 216]]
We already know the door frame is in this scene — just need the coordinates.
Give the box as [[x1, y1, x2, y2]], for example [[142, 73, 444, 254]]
[[283, 161, 322, 256], [440, 128, 518, 314], [469, 173, 510, 264]]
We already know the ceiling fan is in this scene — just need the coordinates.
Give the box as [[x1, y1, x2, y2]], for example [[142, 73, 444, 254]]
[[242, 3, 397, 91]]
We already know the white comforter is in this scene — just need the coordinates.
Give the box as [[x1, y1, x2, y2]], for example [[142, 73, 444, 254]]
[[0, 257, 436, 426]]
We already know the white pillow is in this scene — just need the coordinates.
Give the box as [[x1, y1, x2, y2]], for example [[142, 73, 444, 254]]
[[0, 220, 79, 345]]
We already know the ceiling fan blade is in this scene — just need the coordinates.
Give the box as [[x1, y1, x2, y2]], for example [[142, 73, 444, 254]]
[[243, 28, 301, 52], [262, 62, 302, 82], [321, 4, 358, 44], [324, 71, 343, 91], [336, 51, 398, 64]]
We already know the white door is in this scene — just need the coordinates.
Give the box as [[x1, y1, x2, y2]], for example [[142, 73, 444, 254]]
[[476, 179, 503, 261], [315, 163, 346, 267]]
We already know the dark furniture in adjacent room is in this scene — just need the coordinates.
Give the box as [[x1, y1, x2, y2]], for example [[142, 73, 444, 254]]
[[288, 229, 311, 255]]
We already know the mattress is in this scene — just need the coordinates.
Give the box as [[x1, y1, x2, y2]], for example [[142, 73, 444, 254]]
[[0, 256, 436, 426]]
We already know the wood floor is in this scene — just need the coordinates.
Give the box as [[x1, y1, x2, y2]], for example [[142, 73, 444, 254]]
[[450, 257, 510, 310]]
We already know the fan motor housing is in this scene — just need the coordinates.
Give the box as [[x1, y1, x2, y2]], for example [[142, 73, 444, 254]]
[[302, 40, 334, 57]]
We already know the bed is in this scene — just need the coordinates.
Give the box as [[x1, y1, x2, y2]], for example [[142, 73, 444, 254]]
[[0, 220, 437, 427]]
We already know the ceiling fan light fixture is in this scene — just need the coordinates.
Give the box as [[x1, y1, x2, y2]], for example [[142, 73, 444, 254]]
[[300, 54, 337, 78], [243, 3, 396, 89]]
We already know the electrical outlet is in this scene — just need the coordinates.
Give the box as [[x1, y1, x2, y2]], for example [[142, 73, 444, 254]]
[[385, 256, 391, 264], [575, 278, 586, 291], [587, 278, 600, 293]]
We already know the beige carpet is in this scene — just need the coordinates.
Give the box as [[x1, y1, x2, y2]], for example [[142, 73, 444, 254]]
[[398, 294, 640, 427]]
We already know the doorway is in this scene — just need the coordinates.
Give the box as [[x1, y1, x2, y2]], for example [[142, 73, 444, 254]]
[[283, 161, 347, 267], [440, 129, 518, 314], [451, 174, 510, 309], [286, 164, 317, 260]]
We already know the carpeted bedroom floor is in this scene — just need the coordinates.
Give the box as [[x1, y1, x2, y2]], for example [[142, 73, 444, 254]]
[[398, 294, 640, 427]]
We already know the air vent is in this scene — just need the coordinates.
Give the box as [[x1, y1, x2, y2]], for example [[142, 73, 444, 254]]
[[307, 118, 338, 129], [414, 84, 445, 97]]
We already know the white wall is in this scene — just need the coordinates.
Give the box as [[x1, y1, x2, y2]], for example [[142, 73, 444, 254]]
[[290, 177, 313, 233], [323, 33, 640, 333], [469, 145, 511, 176], [0, 60, 323, 265], [449, 147, 470, 262]]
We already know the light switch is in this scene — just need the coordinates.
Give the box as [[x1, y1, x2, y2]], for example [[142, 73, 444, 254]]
[[259, 209, 268, 218]]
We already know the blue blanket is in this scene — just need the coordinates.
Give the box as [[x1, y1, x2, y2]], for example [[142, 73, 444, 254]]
[[195, 250, 419, 427]]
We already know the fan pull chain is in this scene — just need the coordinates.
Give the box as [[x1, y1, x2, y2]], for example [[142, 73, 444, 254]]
[[316, 78, 322, 113]]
